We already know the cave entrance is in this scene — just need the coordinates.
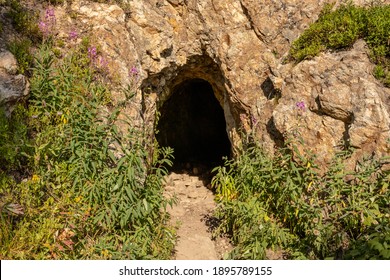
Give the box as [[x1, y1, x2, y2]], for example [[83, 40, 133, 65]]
[[156, 78, 231, 171]]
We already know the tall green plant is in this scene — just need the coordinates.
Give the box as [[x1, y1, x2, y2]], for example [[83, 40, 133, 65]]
[[1, 41, 175, 259], [212, 140, 390, 259]]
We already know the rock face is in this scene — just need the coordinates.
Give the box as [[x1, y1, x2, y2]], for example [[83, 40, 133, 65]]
[[273, 40, 390, 166], [0, 49, 29, 116], [52, 0, 390, 168]]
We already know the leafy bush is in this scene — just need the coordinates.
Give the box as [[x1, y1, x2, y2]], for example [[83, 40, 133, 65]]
[[1, 39, 175, 259], [0, 105, 32, 171], [7, 39, 34, 75], [212, 142, 390, 259], [5, 0, 40, 39], [290, 3, 390, 86]]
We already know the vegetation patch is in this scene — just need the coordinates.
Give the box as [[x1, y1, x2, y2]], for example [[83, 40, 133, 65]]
[[0, 4, 175, 259], [2, 0, 390, 261], [4, 0, 41, 40], [290, 3, 390, 86], [212, 141, 390, 259], [7, 38, 34, 75]]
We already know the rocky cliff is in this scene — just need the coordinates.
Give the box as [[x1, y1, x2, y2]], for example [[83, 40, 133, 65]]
[[2, 0, 390, 168]]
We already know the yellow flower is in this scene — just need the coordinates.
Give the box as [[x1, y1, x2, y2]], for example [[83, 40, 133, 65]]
[[32, 174, 40, 182], [61, 114, 68, 124], [102, 249, 110, 258], [307, 181, 313, 191]]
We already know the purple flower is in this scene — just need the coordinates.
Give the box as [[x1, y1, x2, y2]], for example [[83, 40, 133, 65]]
[[69, 30, 78, 41], [38, 7, 56, 38], [88, 47, 97, 60], [38, 21, 48, 35], [45, 8, 56, 21], [129, 66, 139, 76], [296, 101, 306, 111], [44, 8, 56, 28], [251, 115, 258, 125]]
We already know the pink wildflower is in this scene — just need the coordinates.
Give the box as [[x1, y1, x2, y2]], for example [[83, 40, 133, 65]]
[[69, 31, 78, 41], [45, 8, 56, 22], [38, 21, 48, 35], [38, 7, 56, 38], [88, 47, 97, 60], [251, 115, 258, 125], [129, 66, 139, 76], [296, 101, 306, 111]]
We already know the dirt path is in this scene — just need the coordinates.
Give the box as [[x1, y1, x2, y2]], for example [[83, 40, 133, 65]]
[[164, 171, 231, 260]]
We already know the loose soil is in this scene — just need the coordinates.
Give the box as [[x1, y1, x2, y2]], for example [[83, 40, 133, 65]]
[[164, 171, 232, 260]]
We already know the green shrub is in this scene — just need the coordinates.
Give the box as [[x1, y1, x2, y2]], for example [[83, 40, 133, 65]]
[[345, 228, 390, 259], [7, 39, 34, 75], [5, 0, 40, 39], [290, 3, 366, 61], [290, 3, 390, 86], [1, 41, 175, 259], [212, 141, 390, 259], [0, 105, 32, 172]]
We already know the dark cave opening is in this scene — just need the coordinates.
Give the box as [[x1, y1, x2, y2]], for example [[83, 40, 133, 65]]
[[156, 79, 231, 171]]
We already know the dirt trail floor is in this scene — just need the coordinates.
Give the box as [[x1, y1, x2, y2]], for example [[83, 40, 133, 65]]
[[164, 171, 232, 260]]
